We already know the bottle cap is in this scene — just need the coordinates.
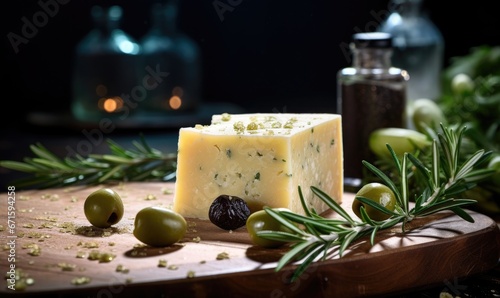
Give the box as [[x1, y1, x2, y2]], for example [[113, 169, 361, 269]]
[[352, 32, 393, 49]]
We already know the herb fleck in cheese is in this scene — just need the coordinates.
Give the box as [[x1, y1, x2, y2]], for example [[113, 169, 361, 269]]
[[173, 113, 343, 219]]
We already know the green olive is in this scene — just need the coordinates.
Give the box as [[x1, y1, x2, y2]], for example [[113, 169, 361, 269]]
[[352, 183, 396, 221], [246, 208, 292, 248], [451, 73, 474, 95], [84, 188, 124, 228], [133, 206, 187, 247], [369, 127, 432, 160], [488, 155, 500, 187], [410, 98, 446, 133]]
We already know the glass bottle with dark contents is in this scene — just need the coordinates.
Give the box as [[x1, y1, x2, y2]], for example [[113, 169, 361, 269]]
[[337, 32, 408, 191]]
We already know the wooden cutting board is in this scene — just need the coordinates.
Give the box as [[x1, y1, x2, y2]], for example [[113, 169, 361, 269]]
[[1, 182, 499, 297]]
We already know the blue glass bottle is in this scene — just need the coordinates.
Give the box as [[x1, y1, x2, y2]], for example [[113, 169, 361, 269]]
[[379, 0, 444, 104], [139, 0, 202, 115], [71, 5, 141, 123]]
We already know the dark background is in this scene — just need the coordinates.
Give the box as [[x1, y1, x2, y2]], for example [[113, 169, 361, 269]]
[[1, 0, 499, 186], [2, 0, 499, 125]]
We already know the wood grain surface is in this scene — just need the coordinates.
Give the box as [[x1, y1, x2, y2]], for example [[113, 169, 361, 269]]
[[1, 182, 499, 298]]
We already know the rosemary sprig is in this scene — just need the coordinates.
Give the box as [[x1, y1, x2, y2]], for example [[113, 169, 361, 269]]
[[257, 124, 494, 282], [0, 135, 177, 189]]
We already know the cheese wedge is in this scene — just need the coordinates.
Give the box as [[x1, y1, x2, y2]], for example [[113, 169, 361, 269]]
[[173, 113, 343, 219]]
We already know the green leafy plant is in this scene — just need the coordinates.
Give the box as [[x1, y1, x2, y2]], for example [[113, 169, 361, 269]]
[[0, 135, 176, 189], [435, 46, 500, 214], [256, 124, 493, 282]]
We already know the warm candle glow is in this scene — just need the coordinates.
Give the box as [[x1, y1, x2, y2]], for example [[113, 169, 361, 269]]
[[96, 84, 108, 97], [169, 95, 182, 110], [98, 96, 124, 113], [103, 98, 118, 112], [172, 86, 184, 97]]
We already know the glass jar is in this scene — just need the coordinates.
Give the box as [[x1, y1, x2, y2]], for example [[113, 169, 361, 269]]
[[337, 32, 409, 190]]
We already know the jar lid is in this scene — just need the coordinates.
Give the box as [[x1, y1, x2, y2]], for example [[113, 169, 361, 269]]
[[352, 32, 393, 49]]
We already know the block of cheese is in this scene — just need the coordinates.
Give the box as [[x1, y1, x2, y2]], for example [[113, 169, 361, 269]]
[[173, 113, 343, 219]]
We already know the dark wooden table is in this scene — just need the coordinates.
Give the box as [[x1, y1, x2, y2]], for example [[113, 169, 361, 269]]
[[1, 182, 499, 298], [1, 119, 499, 298]]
